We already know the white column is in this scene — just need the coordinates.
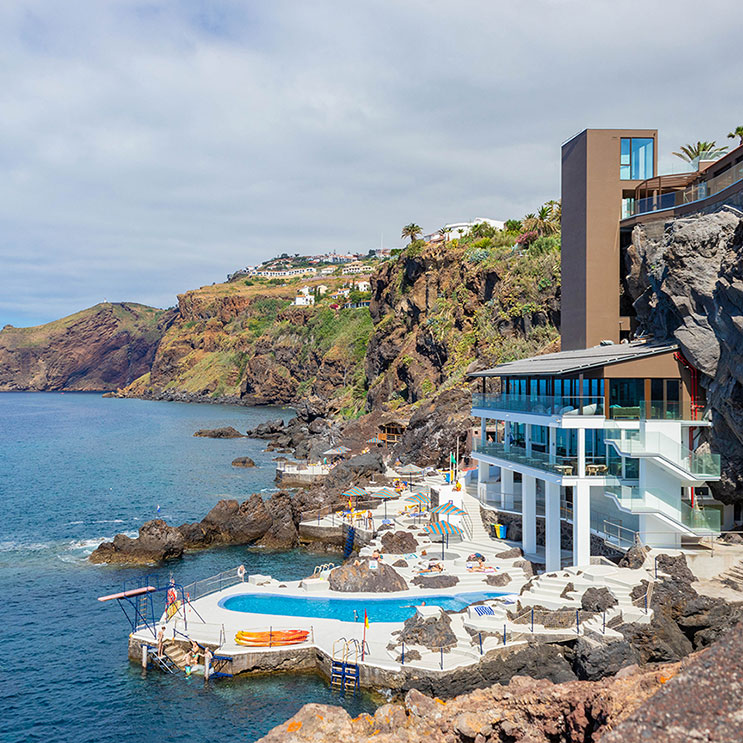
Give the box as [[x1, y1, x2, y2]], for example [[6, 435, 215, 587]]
[[548, 427, 557, 464], [522, 474, 537, 555], [501, 468, 514, 510], [525, 424, 532, 456], [577, 428, 586, 478], [572, 481, 591, 566], [545, 481, 561, 572], [478, 461, 488, 485]]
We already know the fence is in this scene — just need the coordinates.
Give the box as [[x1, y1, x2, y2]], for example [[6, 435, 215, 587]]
[[181, 567, 244, 603]]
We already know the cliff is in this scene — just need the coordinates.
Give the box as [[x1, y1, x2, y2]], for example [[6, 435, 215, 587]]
[[0, 302, 171, 391], [120, 277, 373, 414], [625, 208, 743, 501]]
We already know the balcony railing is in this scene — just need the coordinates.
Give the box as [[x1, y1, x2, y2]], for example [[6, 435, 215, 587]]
[[472, 394, 605, 417], [628, 161, 743, 218], [607, 400, 682, 421], [604, 479, 721, 534], [605, 427, 720, 478]]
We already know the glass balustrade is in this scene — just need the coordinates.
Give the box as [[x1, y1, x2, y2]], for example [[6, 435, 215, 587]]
[[473, 440, 578, 477], [472, 394, 604, 417], [605, 427, 720, 477]]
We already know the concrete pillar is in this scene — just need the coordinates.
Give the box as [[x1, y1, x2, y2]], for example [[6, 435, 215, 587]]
[[501, 468, 514, 510], [525, 424, 532, 456], [548, 427, 557, 464], [545, 481, 561, 572], [141, 643, 148, 669], [577, 428, 586, 478], [572, 481, 591, 566], [522, 474, 537, 555], [478, 461, 488, 485]]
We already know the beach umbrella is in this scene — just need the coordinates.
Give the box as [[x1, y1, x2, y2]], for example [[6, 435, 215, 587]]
[[430, 502, 466, 517], [342, 486, 366, 507], [405, 492, 430, 506], [396, 463, 424, 482], [324, 446, 351, 457], [370, 488, 396, 518], [424, 520, 462, 558]]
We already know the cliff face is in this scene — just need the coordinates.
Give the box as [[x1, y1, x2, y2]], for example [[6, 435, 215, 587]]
[[121, 279, 373, 414], [365, 241, 560, 409], [625, 209, 743, 501], [0, 302, 171, 391]]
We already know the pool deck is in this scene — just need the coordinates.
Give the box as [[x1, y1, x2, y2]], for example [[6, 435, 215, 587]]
[[129, 479, 656, 689]]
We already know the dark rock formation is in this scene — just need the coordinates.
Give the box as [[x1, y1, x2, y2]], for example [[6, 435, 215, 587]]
[[392, 559, 408, 568], [560, 581, 575, 598], [231, 456, 256, 467], [495, 546, 522, 559], [411, 574, 459, 589], [581, 586, 618, 612], [89, 519, 184, 564], [485, 572, 512, 587], [380, 530, 418, 555], [328, 559, 408, 593], [255, 492, 299, 549], [193, 426, 245, 438], [391, 610, 457, 651], [618, 541, 649, 569], [572, 637, 638, 681], [626, 210, 743, 502]]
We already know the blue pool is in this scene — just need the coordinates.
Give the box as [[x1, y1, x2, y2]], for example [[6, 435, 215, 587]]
[[220, 591, 508, 623]]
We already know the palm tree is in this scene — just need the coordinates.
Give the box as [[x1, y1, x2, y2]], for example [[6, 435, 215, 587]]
[[728, 126, 743, 146], [523, 205, 559, 237], [672, 141, 728, 163], [401, 223, 422, 243]]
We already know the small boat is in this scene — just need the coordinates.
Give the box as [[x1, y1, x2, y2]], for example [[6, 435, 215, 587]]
[[234, 629, 310, 647]]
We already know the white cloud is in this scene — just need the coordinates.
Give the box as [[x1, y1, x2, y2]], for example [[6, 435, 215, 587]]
[[1, 0, 742, 325]]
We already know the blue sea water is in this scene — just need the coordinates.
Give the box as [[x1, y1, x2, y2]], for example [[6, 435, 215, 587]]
[[221, 590, 505, 623], [0, 393, 375, 743]]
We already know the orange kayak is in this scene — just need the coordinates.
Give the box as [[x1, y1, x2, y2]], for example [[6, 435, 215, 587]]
[[235, 629, 310, 647]]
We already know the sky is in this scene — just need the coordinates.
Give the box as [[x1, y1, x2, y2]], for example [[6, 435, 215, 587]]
[[1, 0, 742, 327]]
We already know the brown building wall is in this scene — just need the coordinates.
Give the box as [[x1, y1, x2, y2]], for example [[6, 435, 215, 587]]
[[561, 129, 658, 351]]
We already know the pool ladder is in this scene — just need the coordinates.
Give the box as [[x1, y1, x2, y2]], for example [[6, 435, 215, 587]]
[[330, 638, 362, 692]]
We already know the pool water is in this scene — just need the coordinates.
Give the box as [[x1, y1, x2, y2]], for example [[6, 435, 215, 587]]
[[220, 590, 506, 623]]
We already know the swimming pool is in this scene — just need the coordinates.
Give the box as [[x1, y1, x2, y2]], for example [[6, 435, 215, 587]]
[[219, 590, 507, 623]]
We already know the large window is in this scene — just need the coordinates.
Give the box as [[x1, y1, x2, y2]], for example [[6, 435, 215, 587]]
[[620, 137, 654, 180]]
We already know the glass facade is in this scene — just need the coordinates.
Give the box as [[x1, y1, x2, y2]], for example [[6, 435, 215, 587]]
[[620, 137, 654, 180]]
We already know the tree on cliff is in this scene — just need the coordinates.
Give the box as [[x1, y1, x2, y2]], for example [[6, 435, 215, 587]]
[[523, 204, 560, 237], [727, 126, 743, 146], [673, 140, 728, 162], [401, 223, 422, 243]]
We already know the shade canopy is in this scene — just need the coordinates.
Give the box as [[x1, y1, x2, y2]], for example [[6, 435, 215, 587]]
[[324, 446, 351, 456], [430, 501, 466, 517], [405, 493, 431, 506], [425, 521, 462, 538], [342, 486, 366, 499], [370, 488, 397, 500], [396, 463, 423, 475]]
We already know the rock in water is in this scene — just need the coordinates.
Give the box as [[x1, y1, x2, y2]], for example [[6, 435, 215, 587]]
[[193, 426, 245, 438], [231, 456, 256, 467], [329, 559, 408, 592], [89, 519, 185, 564], [200, 494, 273, 543]]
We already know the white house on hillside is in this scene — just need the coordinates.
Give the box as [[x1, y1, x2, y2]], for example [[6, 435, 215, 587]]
[[293, 294, 315, 306]]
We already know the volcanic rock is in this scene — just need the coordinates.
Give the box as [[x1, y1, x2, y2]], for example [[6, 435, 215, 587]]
[[392, 609, 457, 650], [89, 519, 185, 564], [193, 426, 245, 438], [380, 530, 418, 555], [328, 559, 408, 593], [581, 586, 618, 612], [231, 456, 257, 467], [485, 572, 512, 587], [411, 574, 459, 589]]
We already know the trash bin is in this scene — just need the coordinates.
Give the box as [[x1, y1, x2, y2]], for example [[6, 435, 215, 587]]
[[497, 524, 507, 539], [444, 472, 451, 484]]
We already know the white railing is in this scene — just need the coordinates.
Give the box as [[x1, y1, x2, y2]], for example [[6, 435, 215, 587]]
[[181, 567, 244, 603]]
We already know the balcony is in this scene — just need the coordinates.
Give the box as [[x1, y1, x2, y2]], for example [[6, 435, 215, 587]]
[[627, 160, 743, 218], [604, 479, 721, 534], [605, 427, 720, 478], [472, 393, 605, 418]]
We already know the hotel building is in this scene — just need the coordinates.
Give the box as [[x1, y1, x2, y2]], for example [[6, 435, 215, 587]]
[[470, 128, 743, 568]]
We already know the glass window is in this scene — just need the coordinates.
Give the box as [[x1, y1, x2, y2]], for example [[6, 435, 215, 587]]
[[620, 137, 654, 180], [621, 197, 635, 219]]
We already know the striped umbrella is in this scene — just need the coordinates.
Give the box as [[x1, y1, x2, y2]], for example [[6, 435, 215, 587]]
[[430, 502, 466, 517], [425, 520, 462, 559], [370, 488, 397, 518], [342, 486, 366, 499], [405, 492, 430, 506]]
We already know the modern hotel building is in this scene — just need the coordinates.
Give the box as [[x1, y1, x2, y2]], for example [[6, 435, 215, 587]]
[[470, 129, 743, 569]]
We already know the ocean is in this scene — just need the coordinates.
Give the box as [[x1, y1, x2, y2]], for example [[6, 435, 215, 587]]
[[0, 392, 375, 743]]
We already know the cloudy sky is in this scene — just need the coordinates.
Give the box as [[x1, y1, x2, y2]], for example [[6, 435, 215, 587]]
[[1, 0, 742, 326]]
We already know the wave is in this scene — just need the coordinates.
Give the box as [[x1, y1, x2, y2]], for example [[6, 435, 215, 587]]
[[0, 531, 137, 557]]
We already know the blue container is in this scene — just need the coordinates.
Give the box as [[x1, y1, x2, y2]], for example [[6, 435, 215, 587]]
[[497, 524, 507, 539]]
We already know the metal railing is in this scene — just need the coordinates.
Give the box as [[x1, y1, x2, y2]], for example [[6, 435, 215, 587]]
[[629, 161, 743, 217], [181, 567, 244, 603], [277, 460, 330, 475]]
